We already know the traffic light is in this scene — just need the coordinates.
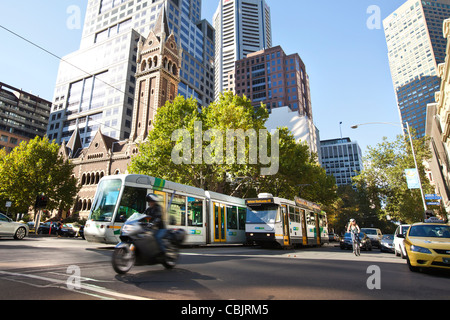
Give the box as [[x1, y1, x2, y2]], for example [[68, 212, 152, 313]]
[[35, 194, 48, 209]]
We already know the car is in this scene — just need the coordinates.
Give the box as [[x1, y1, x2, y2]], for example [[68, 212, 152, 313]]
[[59, 224, 77, 237], [340, 232, 372, 251], [394, 224, 411, 259], [328, 232, 339, 242], [0, 213, 29, 240], [65, 223, 84, 238], [380, 234, 395, 253], [360, 228, 383, 248], [399, 220, 450, 272], [37, 222, 59, 235]]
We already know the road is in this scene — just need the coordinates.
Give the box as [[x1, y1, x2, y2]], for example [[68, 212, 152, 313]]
[[0, 237, 449, 302]]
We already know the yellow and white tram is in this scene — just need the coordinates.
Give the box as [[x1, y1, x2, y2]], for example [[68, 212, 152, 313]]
[[246, 193, 329, 248], [84, 174, 247, 245]]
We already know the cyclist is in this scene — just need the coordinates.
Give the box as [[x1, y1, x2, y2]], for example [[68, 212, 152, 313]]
[[347, 219, 361, 255]]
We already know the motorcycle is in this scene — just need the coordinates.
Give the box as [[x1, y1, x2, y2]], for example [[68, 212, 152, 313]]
[[112, 213, 186, 275]]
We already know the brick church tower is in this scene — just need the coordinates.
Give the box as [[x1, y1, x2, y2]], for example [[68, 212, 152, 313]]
[[131, 6, 181, 142]]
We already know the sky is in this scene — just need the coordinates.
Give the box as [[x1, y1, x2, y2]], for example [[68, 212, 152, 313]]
[[0, 0, 412, 154]]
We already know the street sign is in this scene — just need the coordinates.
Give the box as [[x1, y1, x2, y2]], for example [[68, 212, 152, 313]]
[[5, 201, 12, 208], [425, 194, 442, 201], [405, 169, 420, 189], [427, 202, 441, 206]]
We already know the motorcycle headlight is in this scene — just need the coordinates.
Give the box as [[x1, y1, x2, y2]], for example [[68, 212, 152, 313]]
[[410, 245, 432, 254]]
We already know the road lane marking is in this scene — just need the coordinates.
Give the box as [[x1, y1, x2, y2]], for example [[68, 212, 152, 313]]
[[0, 270, 152, 300]]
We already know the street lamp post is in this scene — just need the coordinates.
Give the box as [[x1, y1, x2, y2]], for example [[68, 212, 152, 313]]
[[351, 121, 428, 220]]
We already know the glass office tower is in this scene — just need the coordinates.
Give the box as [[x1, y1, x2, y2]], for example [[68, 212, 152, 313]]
[[47, 0, 215, 147], [213, 0, 272, 99], [384, 0, 450, 137]]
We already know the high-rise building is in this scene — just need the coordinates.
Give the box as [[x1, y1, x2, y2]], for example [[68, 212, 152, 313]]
[[0, 82, 51, 153], [47, 0, 215, 148], [320, 138, 363, 188], [59, 9, 181, 218], [383, 0, 450, 137], [233, 45, 312, 119], [213, 0, 272, 99]]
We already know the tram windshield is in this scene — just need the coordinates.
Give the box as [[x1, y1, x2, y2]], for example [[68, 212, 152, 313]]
[[246, 205, 278, 224], [90, 179, 148, 223], [90, 179, 122, 222]]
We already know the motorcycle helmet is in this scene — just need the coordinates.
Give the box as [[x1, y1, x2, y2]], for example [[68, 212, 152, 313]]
[[146, 193, 160, 203]]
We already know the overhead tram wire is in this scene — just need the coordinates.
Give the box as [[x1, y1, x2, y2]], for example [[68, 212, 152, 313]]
[[0, 24, 165, 135]]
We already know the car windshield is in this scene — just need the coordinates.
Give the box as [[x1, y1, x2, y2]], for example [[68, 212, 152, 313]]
[[246, 205, 278, 224], [361, 229, 377, 235], [409, 225, 450, 238], [382, 234, 394, 240], [401, 225, 410, 236], [345, 232, 364, 238]]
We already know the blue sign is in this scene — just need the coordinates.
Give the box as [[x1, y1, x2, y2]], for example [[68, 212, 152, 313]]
[[405, 169, 420, 189], [425, 194, 442, 201], [427, 202, 441, 206]]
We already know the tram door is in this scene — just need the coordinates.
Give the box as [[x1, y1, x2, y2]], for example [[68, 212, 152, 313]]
[[213, 203, 226, 242], [281, 205, 290, 246], [315, 213, 321, 245], [300, 209, 308, 246]]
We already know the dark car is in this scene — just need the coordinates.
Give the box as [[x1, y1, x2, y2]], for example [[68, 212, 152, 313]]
[[380, 234, 395, 253], [340, 232, 372, 251], [37, 222, 59, 235], [38, 222, 76, 237]]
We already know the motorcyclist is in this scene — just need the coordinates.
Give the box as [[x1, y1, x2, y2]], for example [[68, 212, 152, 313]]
[[143, 193, 167, 255]]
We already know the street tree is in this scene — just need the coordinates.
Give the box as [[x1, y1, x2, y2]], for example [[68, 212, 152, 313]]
[[0, 136, 79, 217], [352, 132, 433, 223], [130, 92, 337, 205]]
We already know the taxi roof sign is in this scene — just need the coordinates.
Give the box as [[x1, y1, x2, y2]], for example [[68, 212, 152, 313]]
[[424, 217, 446, 223]]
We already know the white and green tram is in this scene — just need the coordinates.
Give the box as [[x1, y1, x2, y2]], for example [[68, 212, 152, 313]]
[[84, 174, 247, 245], [246, 193, 329, 248]]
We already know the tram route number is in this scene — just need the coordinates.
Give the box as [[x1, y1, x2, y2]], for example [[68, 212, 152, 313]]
[[181, 304, 269, 318]]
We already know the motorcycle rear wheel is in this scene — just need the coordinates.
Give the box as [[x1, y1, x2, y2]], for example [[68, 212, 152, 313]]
[[162, 242, 179, 269], [112, 246, 135, 274]]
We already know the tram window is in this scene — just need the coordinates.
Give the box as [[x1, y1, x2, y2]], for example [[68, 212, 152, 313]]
[[90, 179, 122, 222], [115, 186, 147, 222], [306, 211, 315, 225], [169, 194, 186, 226], [289, 206, 295, 222], [227, 206, 238, 230], [295, 207, 301, 223], [187, 197, 203, 227], [238, 207, 246, 230]]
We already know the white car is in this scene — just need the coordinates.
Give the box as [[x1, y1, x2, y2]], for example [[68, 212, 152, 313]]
[[0, 213, 29, 240], [394, 224, 411, 259]]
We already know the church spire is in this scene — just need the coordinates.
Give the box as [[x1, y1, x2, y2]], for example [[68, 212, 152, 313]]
[[154, 5, 170, 41]]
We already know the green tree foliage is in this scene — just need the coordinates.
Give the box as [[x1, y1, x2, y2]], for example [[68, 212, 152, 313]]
[[352, 132, 432, 224], [130, 92, 337, 205], [0, 136, 79, 215]]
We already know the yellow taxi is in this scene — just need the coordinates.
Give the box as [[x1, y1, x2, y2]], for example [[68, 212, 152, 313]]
[[401, 219, 450, 272]]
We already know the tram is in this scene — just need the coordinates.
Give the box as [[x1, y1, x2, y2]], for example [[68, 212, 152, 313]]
[[245, 193, 329, 248], [84, 174, 247, 245]]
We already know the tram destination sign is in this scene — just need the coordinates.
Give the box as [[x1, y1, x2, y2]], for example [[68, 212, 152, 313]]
[[246, 198, 274, 206]]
